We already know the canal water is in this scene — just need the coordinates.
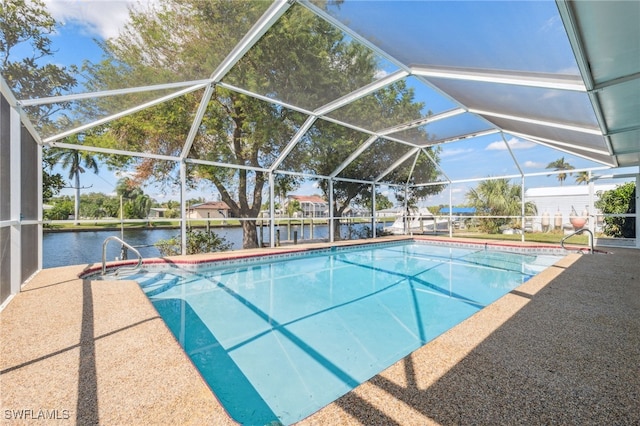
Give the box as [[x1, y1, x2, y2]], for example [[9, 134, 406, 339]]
[[43, 223, 373, 268]]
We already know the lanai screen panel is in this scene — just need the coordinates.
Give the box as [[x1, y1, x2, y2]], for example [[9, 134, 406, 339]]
[[337, 138, 414, 181], [484, 116, 610, 160], [611, 130, 640, 164], [596, 80, 640, 136], [88, 1, 269, 91], [325, 76, 456, 133], [507, 137, 609, 185], [379, 149, 445, 187], [223, 3, 393, 112], [27, 87, 197, 142], [45, 89, 206, 158], [435, 136, 521, 182], [390, 113, 494, 146], [188, 92, 309, 170], [321, 1, 578, 74], [425, 78, 598, 129], [278, 118, 371, 176]]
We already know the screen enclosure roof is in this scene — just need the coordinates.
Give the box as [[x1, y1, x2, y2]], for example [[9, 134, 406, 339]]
[[4, 0, 640, 187]]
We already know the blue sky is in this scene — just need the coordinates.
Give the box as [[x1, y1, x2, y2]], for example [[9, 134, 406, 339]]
[[30, 0, 610, 206]]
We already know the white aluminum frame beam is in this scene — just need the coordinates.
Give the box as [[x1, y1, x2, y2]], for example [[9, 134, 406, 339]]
[[422, 147, 452, 183], [375, 147, 420, 182], [507, 131, 613, 159], [556, 0, 616, 160], [48, 142, 180, 162], [43, 84, 207, 144], [425, 128, 500, 146], [412, 65, 587, 92], [501, 132, 524, 176], [181, 1, 291, 160], [269, 116, 317, 172], [217, 81, 313, 116], [18, 79, 213, 107], [314, 70, 410, 116], [10, 106, 22, 295], [330, 135, 378, 178], [1, 76, 42, 144], [299, 0, 410, 74], [405, 152, 420, 187], [186, 158, 271, 174], [180, 84, 215, 159], [209, 0, 292, 82], [378, 108, 466, 136]]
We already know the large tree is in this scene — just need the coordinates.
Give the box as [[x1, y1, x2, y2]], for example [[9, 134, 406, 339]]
[[84, 0, 442, 247], [1, 0, 79, 199]]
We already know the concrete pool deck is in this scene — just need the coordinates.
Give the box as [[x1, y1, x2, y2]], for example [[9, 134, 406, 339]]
[[1, 237, 638, 425]]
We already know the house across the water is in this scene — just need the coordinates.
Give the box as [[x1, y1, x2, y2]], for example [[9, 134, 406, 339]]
[[187, 201, 232, 219]]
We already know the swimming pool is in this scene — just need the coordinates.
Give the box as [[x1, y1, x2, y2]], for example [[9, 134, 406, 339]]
[[123, 241, 562, 425]]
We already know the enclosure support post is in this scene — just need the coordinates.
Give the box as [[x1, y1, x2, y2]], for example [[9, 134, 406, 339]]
[[371, 183, 376, 238], [37, 137, 43, 271], [329, 179, 334, 243], [521, 177, 525, 243], [403, 184, 409, 235], [588, 171, 595, 234], [269, 173, 275, 248], [636, 173, 640, 249], [180, 161, 187, 255], [10, 106, 21, 295]]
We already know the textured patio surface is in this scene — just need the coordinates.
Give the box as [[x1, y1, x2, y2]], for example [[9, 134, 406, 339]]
[[1, 238, 638, 425]]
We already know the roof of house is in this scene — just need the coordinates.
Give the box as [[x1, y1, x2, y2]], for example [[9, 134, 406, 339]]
[[189, 201, 230, 210], [288, 195, 326, 204], [439, 207, 477, 214]]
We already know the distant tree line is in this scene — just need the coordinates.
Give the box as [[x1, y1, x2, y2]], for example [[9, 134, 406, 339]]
[[44, 179, 187, 221]]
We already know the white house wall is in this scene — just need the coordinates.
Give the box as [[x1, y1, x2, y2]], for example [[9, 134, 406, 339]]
[[525, 184, 616, 232]]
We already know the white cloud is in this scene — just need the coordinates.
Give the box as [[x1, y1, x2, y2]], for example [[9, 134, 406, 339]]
[[539, 15, 561, 33], [45, 1, 150, 39], [523, 160, 546, 169], [374, 69, 389, 79], [440, 148, 474, 158], [485, 137, 535, 151]]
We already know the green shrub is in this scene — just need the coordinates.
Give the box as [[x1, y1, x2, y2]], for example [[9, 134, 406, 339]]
[[155, 229, 233, 256], [595, 182, 636, 238]]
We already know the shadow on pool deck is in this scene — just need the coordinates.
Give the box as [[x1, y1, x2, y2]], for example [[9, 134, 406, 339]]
[[1, 239, 638, 425]]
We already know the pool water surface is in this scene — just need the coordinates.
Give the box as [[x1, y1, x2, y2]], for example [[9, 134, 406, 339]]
[[127, 242, 561, 425]]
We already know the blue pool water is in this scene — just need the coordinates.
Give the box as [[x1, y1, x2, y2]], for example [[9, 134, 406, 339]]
[[126, 241, 561, 425]]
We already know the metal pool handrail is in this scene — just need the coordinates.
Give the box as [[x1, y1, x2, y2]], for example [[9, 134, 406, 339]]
[[561, 228, 594, 254], [102, 236, 143, 275]]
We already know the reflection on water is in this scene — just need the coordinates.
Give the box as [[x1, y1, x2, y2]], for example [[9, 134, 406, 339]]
[[43, 223, 374, 268]]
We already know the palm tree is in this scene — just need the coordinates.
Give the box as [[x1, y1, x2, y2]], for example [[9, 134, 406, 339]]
[[49, 136, 99, 224], [466, 178, 537, 233], [575, 171, 590, 185], [116, 178, 152, 219], [546, 157, 575, 186]]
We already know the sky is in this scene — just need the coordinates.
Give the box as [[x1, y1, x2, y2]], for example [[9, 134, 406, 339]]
[[28, 0, 614, 206]]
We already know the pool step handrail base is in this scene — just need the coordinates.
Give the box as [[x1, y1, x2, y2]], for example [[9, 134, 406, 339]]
[[102, 236, 143, 275], [561, 228, 594, 254]]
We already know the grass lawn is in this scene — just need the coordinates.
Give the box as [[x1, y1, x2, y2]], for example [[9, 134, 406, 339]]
[[454, 231, 591, 246]]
